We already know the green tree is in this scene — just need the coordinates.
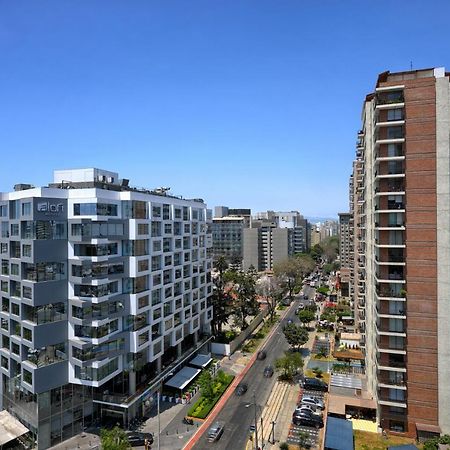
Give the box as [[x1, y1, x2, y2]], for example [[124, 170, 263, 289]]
[[309, 244, 323, 262], [283, 323, 309, 350], [298, 431, 309, 449], [297, 309, 315, 328], [312, 367, 324, 378], [274, 255, 314, 301], [227, 269, 259, 330], [275, 351, 303, 380], [198, 370, 214, 401], [211, 256, 233, 336], [100, 426, 130, 450]]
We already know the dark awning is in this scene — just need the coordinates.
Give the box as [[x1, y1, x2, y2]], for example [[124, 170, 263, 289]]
[[189, 353, 212, 368], [164, 367, 201, 390]]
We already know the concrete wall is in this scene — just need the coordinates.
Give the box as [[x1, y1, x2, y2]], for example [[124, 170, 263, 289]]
[[436, 75, 450, 434], [243, 228, 260, 270]]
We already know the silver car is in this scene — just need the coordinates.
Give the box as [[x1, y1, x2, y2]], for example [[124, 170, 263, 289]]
[[207, 422, 224, 442], [301, 395, 325, 410]]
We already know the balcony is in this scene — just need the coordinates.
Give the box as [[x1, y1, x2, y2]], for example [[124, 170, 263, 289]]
[[375, 179, 405, 195], [378, 373, 406, 389], [377, 335, 406, 354], [376, 285, 406, 300], [376, 319, 406, 337], [375, 268, 405, 284], [377, 354, 407, 371], [376, 303, 406, 319]]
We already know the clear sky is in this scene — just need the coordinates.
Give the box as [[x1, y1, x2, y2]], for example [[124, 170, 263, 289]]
[[1, 1, 449, 217]]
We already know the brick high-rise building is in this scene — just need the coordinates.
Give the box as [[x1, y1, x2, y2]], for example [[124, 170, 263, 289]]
[[356, 67, 450, 438]]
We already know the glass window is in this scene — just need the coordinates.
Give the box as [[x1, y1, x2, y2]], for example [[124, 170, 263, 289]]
[[23, 369, 33, 385], [138, 223, 149, 235], [73, 203, 118, 216], [387, 108, 403, 121], [22, 244, 32, 257], [21, 202, 31, 216]]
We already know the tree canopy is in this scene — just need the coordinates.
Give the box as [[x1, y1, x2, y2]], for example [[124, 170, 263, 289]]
[[100, 427, 130, 450], [275, 351, 304, 381], [283, 323, 309, 349]]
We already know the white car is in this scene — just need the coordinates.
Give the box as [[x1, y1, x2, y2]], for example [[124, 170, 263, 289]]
[[301, 396, 325, 410], [295, 404, 322, 416]]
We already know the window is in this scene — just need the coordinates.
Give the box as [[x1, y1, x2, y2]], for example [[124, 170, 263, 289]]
[[174, 208, 182, 219], [10, 264, 19, 276], [153, 240, 162, 252], [163, 204, 170, 220], [21, 202, 31, 216], [0, 243, 7, 255], [387, 143, 403, 157], [1, 356, 8, 369], [164, 223, 172, 234], [138, 331, 149, 346], [1, 260, 8, 275], [22, 244, 32, 257], [0, 205, 7, 217], [10, 224, 19, 236], [122, 201, 148, 219], [23, 327, 32, 341], [151, 255, 161, 271], [138, 223, 149, 235], [138, 295, 149, 309], [387, 126, 403, 139], [152, 206, 161, 218], [23, 262, 65, 282], [151, 221, 161, 237], [138, 259, 149, 272], [23, 369, 33, 385], [73, 203, 118, 216], [387, 108, 403, 121], [1, 222, 8, 238], [11, 303, 19, 316]]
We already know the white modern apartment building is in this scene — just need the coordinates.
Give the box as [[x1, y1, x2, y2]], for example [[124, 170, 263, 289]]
[[0, 168, 213, 448]]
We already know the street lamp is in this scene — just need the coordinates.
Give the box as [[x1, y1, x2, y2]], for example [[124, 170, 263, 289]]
[[269, 421, 276, 444]]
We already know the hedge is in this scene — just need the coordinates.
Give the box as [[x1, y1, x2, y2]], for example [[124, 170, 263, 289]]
[[187, 373, 234, 419]]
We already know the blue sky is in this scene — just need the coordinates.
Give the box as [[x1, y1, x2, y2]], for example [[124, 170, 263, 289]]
[[1, 1, 449, 217]]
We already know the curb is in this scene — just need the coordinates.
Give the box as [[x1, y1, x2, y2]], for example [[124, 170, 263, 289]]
[[183, 301, 297, 449]]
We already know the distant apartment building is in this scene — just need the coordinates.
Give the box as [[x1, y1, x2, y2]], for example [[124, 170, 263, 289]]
[[338, 212, 352, 297], [0, 168, 213, 448], [211, 207, 251, 266], [353, 67, 450, 438], [242, 210, 309, 271]]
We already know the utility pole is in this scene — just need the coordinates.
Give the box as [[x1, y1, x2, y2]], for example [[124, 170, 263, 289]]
[[157, 385, 161, 450], [253, 391, 259, 450], [270, 421, 276, 444]]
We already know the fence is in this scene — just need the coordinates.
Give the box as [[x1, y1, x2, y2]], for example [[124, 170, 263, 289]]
[[229, 308, 269, 354]]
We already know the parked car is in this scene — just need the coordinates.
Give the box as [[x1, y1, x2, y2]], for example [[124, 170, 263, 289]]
[[292, 411, 324, 428], [207, 422, 224, 442], [295, 405, 322, 417], [257, 351, 267, 360], [263, 366, 274, 377], [301, 377, 328, 392], [126, 432, 154, 447], [300, 395, 325, 410], [235, 383, 248, 396]]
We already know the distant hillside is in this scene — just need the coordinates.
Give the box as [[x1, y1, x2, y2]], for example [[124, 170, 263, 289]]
[[306, 216, 338, 223]]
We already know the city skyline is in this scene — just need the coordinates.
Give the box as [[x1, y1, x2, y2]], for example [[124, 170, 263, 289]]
[[2, 1, 450, 216]]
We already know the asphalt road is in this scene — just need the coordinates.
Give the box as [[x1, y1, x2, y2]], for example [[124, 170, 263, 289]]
[[193, 287, 316, 450]]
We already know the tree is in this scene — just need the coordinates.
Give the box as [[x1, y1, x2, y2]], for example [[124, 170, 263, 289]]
[[256, 275, 285, 322], [274, 255, 313, 301], [309, 244, 323, 262], [321, 236, 339, 263], [298, 309, 315, 328], [226, 269, 259, 330], [283, 323, 309, 350], [198, 370, 214, 401], [100, 426, 130, 450], [211, 256, 232, 335], [275, 351, 303, 381], [298, 431, 309, 449]]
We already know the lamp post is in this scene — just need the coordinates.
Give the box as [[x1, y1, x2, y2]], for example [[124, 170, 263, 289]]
[[269, 421, 276, 444], [253, 391, 259, 450]]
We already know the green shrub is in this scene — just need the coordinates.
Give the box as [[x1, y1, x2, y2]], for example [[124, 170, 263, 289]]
[[187, 373, 234, 419]]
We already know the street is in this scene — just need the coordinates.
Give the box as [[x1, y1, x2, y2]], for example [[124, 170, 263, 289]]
[[193, 286, 315, 450]]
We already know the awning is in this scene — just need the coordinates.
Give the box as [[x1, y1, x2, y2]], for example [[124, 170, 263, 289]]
[[164, 367, 201, 390], [324, 416, 353, 450], [0, 410, 29, 446], [189, 353, 212, 368]]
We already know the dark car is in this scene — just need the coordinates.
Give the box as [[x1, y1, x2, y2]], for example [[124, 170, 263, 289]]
[[301, 377, 328, 392], [207, 422, 224, 442], [292, 411, 324, 428], [257, 350, 267, 360], [235, 383, 248, 396], [263, 366, 274, 377], [126, 432, 154, 447]]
